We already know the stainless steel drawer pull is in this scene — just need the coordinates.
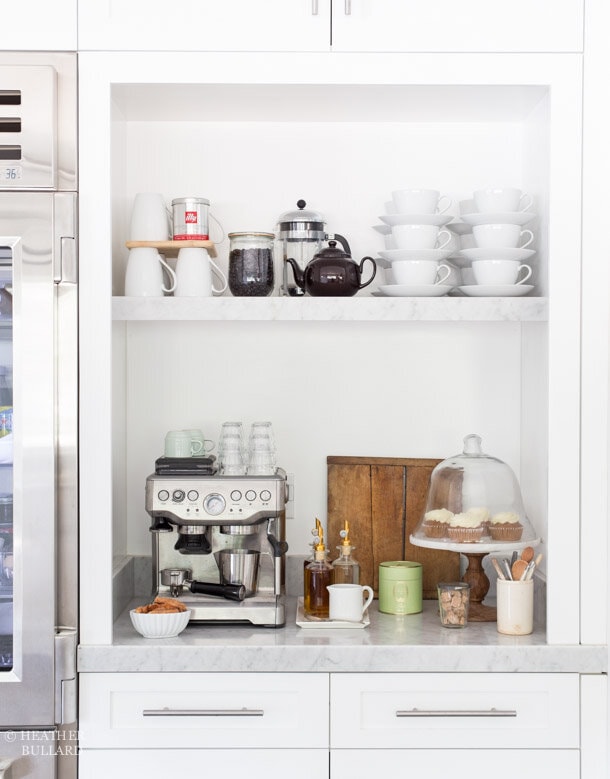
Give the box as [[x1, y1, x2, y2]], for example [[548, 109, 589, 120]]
[[143, 707, 264, 717], [345, 0, 352, 13], [312, 0, 318, 14], [396, 708, 517, 718]]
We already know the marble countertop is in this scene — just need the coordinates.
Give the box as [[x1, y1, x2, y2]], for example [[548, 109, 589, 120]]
[[78, 598, 607, 674]]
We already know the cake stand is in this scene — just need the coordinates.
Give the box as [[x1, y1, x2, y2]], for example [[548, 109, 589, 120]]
[[410, 535, 541, 622]]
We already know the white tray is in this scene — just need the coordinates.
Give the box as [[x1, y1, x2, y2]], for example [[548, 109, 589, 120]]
[[296, 597, 370, 629]]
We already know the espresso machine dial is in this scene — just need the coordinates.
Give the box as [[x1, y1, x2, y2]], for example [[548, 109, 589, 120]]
[[203, 493, 226, 516]]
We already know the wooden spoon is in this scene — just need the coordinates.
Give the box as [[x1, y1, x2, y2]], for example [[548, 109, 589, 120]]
[[511, 558, 529, 581], [520, 546, 535, 563]]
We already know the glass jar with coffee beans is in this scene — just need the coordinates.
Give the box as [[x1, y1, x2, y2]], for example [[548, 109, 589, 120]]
[[228, 232, 275, 297]]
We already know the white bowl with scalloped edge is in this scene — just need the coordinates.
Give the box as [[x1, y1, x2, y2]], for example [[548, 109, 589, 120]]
[[130, 608, 191, 638]]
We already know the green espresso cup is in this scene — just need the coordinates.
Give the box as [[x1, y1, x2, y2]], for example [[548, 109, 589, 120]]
[[378, 561, 423, 615]]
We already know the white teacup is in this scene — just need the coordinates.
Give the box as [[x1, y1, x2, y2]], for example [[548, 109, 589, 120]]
[[391, 188, 452, 215], [391, 224, 452, 251], [124, 247, 176, 296], [129, 192, 171, 241], [472, 224, 534, 250], [473, 188, 533, 214], [174, 247, 228, 297], [472, 260, 532, 286], [392, 260, 451, 286], [165, 430, 203, 458], [327, 583, 374, 622]]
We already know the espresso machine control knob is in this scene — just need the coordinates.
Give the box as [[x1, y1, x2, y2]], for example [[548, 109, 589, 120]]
[[158, 489, 170, 502], [187, 490, 199, 502], [245, 490, 257, 502], [203, 493, 226, 516], [260, 489, 272, 502], [172, 489, 185, 502]]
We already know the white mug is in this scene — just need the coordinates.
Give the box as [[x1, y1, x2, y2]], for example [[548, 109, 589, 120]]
[[472, 223, 534, 250], [174, 248, 228, 297], [391, 224, 452, 251], [124, 247, 176, 296], [129, 192, 171, 241], [472, 260, 532, 286], [473, 187, 533, 214], [183, 428, 214, 455], [391, 188, 452, 215], [392, 260, 451, 286], [327, 583, 374, 622], [165, 430, 203, 458]]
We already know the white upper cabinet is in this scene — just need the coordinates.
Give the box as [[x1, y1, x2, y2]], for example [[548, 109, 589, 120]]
[[78, 0, 332, 52], [331, 0, 584, 53], [4, 0, 76, 50], [77, 0, 583, 53]]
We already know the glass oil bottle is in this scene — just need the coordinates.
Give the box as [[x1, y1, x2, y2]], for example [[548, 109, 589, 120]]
[[303, 517, 332, 619], [331, 520, 360, 585]]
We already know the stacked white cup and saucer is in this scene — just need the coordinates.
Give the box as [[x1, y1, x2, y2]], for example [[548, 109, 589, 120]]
[[375, 188, 458, 297], [456, 188, 536, 297]]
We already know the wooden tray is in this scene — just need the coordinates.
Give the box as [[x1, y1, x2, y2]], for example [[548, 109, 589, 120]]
[[126, 240, 217, 258], [327, 455, 460, 599]]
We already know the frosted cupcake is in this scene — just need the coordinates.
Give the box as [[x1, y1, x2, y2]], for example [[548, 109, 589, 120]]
[[464, 507, 490, 534], [447, 512, 485, 543], [488, 511, 523, 542], [422, 508, 454, 538]]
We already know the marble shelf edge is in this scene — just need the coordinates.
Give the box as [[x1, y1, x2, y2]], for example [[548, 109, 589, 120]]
[[112, 296, 548, 322]]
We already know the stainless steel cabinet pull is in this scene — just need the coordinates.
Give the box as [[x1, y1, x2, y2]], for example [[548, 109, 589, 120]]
[[312, 0, 318, 14], [396, 708, 517, 718], [345, 0, 352, 14], [143, 707, 264, 717]]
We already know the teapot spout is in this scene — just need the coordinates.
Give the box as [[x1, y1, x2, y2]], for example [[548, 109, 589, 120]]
[[286, 258, 305, 291]]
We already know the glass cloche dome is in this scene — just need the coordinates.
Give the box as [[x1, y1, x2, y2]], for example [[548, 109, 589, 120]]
[[412, 433, 538, 547]]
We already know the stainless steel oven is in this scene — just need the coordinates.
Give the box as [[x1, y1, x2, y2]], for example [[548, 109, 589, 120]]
[[0, 52, 77, 779]]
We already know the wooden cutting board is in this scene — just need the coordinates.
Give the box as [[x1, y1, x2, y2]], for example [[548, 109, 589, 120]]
[[327, 456, 460, 599]]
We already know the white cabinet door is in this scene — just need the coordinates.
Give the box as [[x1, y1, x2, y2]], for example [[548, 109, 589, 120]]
[[3, 0, 76, 50], [331, 750, 579, 776], [80, 749, 329, 779], [78, 0, 331, 51], [331, 0, 583, 53]]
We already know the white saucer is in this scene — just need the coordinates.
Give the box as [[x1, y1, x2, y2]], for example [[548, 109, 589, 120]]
[[446, 220, 473, 235], [296, 598, 370, 629], [379, 213, 454, 227], [458, 247, 536, 262], [378, 248, 454, 263], [372, 223, 392, 235], [460, 211, 536, 226], [378, 284, 453, 297], [458, 284, 534, 297]]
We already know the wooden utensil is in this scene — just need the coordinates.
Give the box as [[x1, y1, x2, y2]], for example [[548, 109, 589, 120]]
[[511, 558, 528, 581]]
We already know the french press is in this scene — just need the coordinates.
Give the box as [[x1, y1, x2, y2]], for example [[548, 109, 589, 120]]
[[277, 199, 351, 296]]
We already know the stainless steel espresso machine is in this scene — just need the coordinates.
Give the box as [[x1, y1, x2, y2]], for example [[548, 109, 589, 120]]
[[145, 462, 289, 627]]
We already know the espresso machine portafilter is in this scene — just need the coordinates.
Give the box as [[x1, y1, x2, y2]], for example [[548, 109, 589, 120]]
[[145, 468, 289, 627]]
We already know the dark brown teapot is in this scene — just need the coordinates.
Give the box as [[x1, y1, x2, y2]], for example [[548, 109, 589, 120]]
[[286, 241, 376, 297]]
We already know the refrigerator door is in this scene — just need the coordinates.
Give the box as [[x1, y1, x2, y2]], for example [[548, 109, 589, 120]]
[[0, 191, 77, 728]]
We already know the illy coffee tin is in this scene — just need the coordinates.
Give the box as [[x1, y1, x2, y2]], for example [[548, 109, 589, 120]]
[[378, 561, 423, 615], [172, 197, 210, 240]]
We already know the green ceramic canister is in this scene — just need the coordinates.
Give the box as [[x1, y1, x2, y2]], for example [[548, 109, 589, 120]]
[[378, 561, 423, 615]]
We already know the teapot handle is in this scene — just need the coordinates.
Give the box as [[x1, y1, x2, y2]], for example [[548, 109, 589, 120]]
[[358, 256, 377, 290], [329, 233, 351, 257]]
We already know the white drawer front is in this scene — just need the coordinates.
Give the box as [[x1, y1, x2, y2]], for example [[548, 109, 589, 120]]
[[331, 673, 579, 749], [330, 749, 579, 776], [80, 673, 329, 749]]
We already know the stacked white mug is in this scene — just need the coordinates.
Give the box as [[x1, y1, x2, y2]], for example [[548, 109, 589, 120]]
[[466, 188, 535, 291], [377, 188, 457, 297]]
